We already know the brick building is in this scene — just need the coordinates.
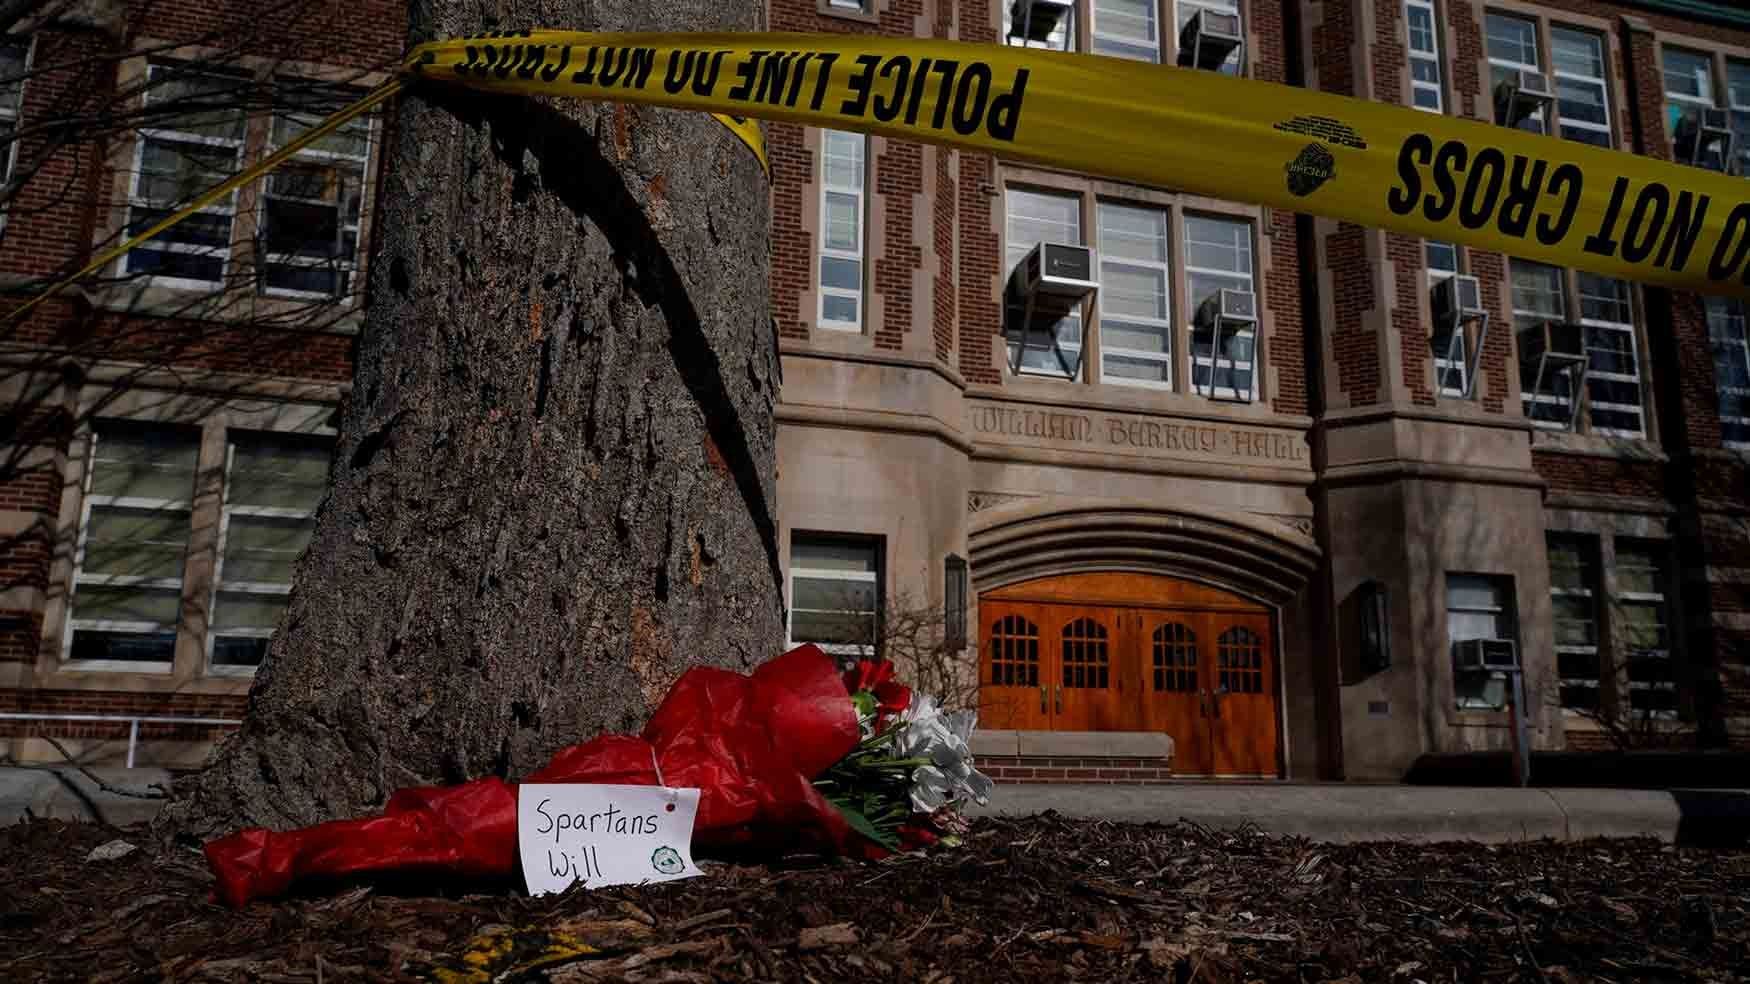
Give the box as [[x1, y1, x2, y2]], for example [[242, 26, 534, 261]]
[[2, 0, 1746, 779]]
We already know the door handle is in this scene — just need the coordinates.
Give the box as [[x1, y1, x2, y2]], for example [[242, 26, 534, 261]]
[[1040, 686, 1047, 714], [1055, 684, 1063, 714], [1198, 689, 1208, 718]]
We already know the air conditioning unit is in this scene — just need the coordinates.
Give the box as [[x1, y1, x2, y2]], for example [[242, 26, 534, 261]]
[[1008, 0, 1076, 48], [1453, 638, 1518, 671], [1431, 274, 1484, 326], [1008, 242, 1098, 302], [1519, 319, 1587, 367], [1675, 106, 1734, 170], [1178, 8, 1244, 72], [1195, 287, 1257, 330], [1494, 69, 1554, 129]]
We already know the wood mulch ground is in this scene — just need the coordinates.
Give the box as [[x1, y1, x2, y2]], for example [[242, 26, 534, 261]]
[[2, 813, 1746, 983]]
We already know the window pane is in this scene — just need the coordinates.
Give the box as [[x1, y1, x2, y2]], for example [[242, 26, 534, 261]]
[[69, 628, 176, 665], [821, 294, 858, 324], [1184, 216, 1253, 277], [137, 139, 239, 207], [1098, 203, 1167, 262], [1006, 188, 1082, 272], [1092, 0, 1158, 62], [1551, 28, 1603, 79], [1556, 77, 1609, 127], [789, 535, 880, 651], [1104, 317, 1171, 354], [0, 40, 26, 114], [822, 130, 864, 189], [1407, 5, 1436, 55], [89, 425, 199, 500], [228, 435, 331, 510], [1511, 261, 1565, 326], [792, 575, 877, 613], [82, 507, 191, 579], [211, 591, 291, 632], [1448, 574, 1506, 612], [792, 537, 877, 574], [70, 584, 182, 624], [823, 191, 860, 251], [1426, 240, 1458, 273], [144, 65, 248, 141], [1101, 262, 1168, 320], [820, 255, 861, 291], [1104, 354, 1172, 383], [221, 514, 314, 584], [211, 635, 269, 668], [1486, 14, 1539, 67], [1663, 48, 1713, 100]]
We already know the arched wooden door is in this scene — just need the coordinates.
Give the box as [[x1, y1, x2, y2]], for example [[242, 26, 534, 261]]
[[978, 573, 1280, 778]]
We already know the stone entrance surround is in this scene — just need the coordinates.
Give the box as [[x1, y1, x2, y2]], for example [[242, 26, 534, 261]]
[[971, 729, 1176, 784]]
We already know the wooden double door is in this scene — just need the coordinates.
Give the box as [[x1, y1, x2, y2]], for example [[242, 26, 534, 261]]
[[979, 573, 1279, 777]]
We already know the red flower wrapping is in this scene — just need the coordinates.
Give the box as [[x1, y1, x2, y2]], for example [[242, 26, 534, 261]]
[[842, 659, 912, 729], [204, 644, 878, 908]]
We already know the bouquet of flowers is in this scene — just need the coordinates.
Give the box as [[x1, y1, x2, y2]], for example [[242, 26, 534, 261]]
[[203, 645, 991, 907], [817, 660, 993, 852]]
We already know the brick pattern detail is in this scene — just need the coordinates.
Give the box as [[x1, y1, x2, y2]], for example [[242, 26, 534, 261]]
[[770, 120, 814, 343], [1531, 451, 1666, 499], [0, 612, 45, 664], [1326, 224, 1379, 405], [955, 0, 1002, 385], [979, 754, 1175, 784], [0, 689, 247, 740], [1266, 209, 1308, 415]]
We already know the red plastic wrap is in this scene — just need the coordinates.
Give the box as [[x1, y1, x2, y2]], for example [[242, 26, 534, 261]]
[[204, 644, 870, 908]]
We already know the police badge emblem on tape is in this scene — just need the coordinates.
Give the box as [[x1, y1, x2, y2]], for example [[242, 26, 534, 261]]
[[1285, 143, 1337, 197], [518, 783, 705, 894]]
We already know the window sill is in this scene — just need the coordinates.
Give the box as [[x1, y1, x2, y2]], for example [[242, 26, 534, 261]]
[[1530, 430, 1667, 462], [85, 280, 365, 334]]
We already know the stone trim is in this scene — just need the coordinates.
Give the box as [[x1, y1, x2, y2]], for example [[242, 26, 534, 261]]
[[779, 341, 967, 391], [1317, 460, 1548, 491], [775, 402, 974, 453]]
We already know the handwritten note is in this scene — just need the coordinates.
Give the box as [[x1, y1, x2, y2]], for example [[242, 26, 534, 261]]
[[518, 783, 705, 895]]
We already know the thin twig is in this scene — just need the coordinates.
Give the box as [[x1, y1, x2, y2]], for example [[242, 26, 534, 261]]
[[38, 736, 167, 799]]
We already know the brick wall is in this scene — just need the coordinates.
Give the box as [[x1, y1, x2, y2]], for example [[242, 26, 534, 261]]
[[1531, 451, 1667, 499], [955, 0, 1002, 385], [979, 754, 1175, 784], [0, 688, 247, 740]]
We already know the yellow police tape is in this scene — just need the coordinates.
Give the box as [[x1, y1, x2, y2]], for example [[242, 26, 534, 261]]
[[408, 30, 1750, 300], [15, 28, 1750, 326]]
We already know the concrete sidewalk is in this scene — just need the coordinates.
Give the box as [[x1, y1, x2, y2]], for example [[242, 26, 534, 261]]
[[0, 767, 172, 827], [4, 768, 1745, 846], [968, 782, 1750, 845]]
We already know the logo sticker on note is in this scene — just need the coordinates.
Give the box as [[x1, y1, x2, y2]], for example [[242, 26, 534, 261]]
[[518, 784, 705, 895]]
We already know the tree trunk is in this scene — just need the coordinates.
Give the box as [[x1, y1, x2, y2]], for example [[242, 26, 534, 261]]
[[161, 0, 779, 837]]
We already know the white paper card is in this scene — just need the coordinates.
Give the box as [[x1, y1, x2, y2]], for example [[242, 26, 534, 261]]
[[518, 783, 705, 895]]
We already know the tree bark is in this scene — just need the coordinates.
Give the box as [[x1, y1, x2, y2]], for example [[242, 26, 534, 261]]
[[161, 0, 779, 837]]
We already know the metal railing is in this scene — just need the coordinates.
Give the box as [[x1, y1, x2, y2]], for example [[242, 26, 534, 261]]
[[0, 712, 242, 768]]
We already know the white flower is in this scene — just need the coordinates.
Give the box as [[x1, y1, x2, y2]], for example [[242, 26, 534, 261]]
[[894, 695, 993, 812]]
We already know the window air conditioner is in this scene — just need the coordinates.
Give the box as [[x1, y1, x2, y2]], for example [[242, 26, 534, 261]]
[[1675, 106, 1734, 171], [1008, 0, 1076, 48], [1519, 319, 1587, 368], [1008, 242, 1098, 302], [1195, 287, 1257, 330], [1178, 8, 1244, 72], [1494, 69, 1554, 129], [1431, 274, 1484, 327], [1453, 638, 1518, 671]]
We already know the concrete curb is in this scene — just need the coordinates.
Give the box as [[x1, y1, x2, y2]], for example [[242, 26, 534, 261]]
[[968, 783, 1749, 845], [0, 767, 172, 828]]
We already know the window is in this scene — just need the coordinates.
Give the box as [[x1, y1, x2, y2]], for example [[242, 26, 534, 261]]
[[1616, 541, 1675, 720], [125, 63, 250, 288], [826, 0, 870, 9], [1728, 60, 1750, 178], [1185, 214, 1255, 400], [1486, 13, 1544, 134], [1577, 273, 1644, 437], [1216, 625, 1264, 693], [65, 425, 200, 670], [788, 534, 881, 660], [260, 82, 371, 299], [1512, 262, 1647, 436], [1551, 27, 1611, 148], [1405, 0, 1444, 112], [1446, 573, 1516, 709], [207, 434, 330, 672], [1092, 0, 1159, 62], [1006, 0, 1075, 50], [943, 554, 968, 651], [1512, 261, 1573, 428], [1706, 297, 1750, 447], [0, 39, 27, 192], [817, 130, 866, 331], [1663, 47, 1727, 170], [1061, 616, 1110, 688], [1097, 201, 1172, 388], [1426, 240, 1466, 397], [1004, 187, 1084, 379], [122, 64, 378, 297], [989, 613, 1040, 686], [1152, 621, 1196, 692], [1548, 535, 1601, 715]]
